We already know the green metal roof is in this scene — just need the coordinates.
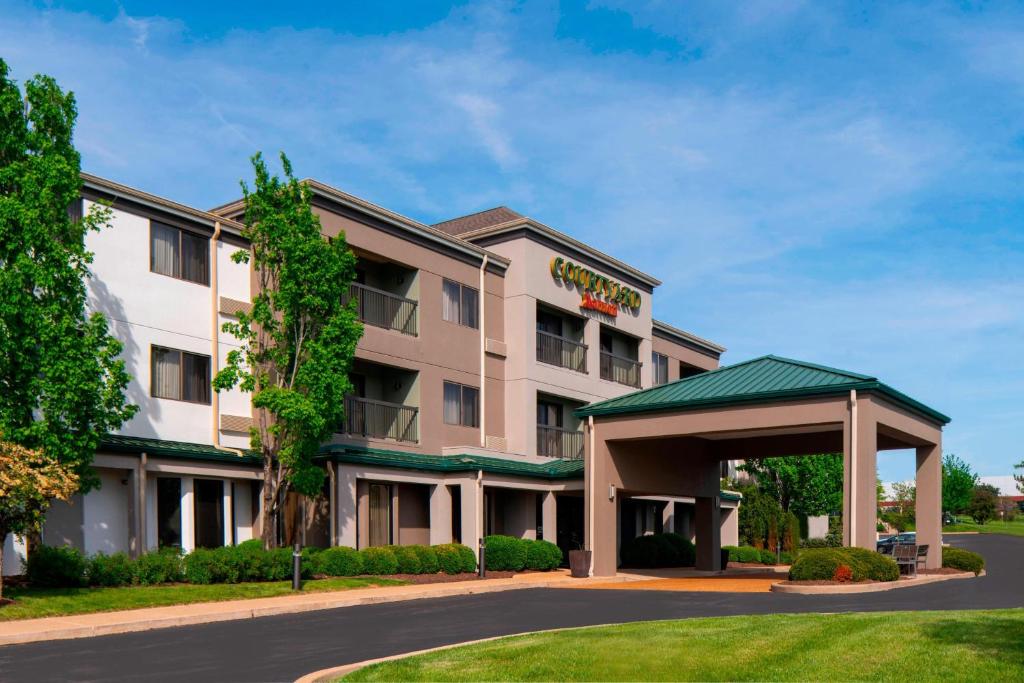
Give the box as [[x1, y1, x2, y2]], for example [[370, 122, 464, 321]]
[[101, 434, 262, 465], [319, 444, 585, 479], [576, 355, 950, 425]]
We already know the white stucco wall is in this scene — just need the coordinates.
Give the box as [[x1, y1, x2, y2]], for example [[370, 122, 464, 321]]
[[2, 534, 26, 576], [84, 201, 251, 450], [83, 469, 132, 555]]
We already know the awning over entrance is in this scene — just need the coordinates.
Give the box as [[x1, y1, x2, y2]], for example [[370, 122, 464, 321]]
[[575, 355, 950, 577]]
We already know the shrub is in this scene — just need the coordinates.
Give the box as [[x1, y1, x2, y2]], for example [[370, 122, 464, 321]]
[[360, 546, 398, 575], [788, 548, 898, 582], [779, 551, 796, 565], [183, 548, 233, 584], [833, 565, 853, 583], [134, 548, 184, 585], [434, 543, 471, 574], [87, 552, 135, 587], [410, 545, 439, 574], [301, 547, 324, 576], [389, 545, 423, 574], [27, 545, 87, 587], [453, 543, 477, 573], [736, 546, 761, 563], [942, 547, 984, 575], [525, 539, 562, 571], [724, 545, 741, 562], [783, 513, 800, 552], [759, 549, 777, 565], [661, 533, 695, 566], [483, 535, 527, 571], [620, 535, 662, 568], [263, 547, 296, 580], [318, 547, 363, 577]]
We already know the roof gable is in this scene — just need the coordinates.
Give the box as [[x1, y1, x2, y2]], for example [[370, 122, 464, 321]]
[[576, 355, 950, 424]]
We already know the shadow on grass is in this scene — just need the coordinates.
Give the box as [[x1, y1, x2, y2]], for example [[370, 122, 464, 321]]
[[922, 616, 1024, 668]]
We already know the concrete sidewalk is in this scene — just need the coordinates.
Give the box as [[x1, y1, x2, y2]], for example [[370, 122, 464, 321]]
[[0, 571, 633, 647]]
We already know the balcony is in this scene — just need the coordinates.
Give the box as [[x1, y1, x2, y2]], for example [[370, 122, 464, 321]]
[[537, 424, 584, 460], [343, 395, 419, 443], [536, 330, 588, 373], [600, 351, 642, 388], [349, 282, 418, 336]]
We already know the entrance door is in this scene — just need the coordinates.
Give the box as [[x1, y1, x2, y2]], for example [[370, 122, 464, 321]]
[[157, 477, 182, 549], [368, 483, 391, 547], [555, 495, 584, 566], [194, 479, 225, 549]]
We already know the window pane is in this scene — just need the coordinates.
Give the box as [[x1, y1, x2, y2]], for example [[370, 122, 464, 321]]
[[151, 223, 180, 277], [151, 347, 181, 400], [461, 286, 479, 329], [180, 231, 210, 285], [442, 280, 461, 323], [368, 484, 391, 547], [443, 381, 461, 425], [194, 479, 224, 549], [157, 477, 182, 549], [182, 352, 211, 404], [461, 386, 479, 428]]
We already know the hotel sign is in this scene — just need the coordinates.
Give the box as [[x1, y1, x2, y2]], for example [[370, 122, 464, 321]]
[[549, 256, 642, 317]]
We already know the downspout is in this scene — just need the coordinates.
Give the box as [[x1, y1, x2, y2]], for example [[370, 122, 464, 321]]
[[587, 415, 595, 571], [211, 221, 245, 458], [479, 255, 488, 447], [849, 389, 858, 546], [477, 469, 485, 551]]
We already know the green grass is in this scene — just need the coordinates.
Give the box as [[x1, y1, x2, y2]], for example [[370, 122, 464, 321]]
[[945, 518, 1024, 537], [0, 576, 406, 621], [345, 609, 1024, 682]]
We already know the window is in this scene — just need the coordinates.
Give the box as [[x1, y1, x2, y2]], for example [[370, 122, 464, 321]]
[[151, 346, 211, 404], [194, 479, 225, 549], [537, 400, 563, 427], [652, 352, 669, 386], [368, 483, 391, 547], [442, 279, 478, 328], [150, 221, 210, 285], [443, 381, 480, 427], [157, 478, 182, 549]]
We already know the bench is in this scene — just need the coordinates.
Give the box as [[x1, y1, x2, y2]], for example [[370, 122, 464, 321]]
[[892, 543, 918, 577], [916, 544, 929, 570]]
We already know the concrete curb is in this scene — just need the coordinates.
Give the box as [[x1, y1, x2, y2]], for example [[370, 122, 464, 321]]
[[0, 575, 634, 647], [770, 570, 980, 594]]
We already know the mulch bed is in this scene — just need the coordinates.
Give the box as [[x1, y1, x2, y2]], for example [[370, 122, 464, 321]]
[[777, 579, 878, 586], [728, 562, 786, 569], [918, 568, 970, 575], [309, 570, 523, 585]]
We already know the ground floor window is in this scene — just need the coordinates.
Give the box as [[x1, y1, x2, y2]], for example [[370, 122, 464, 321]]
[[368, 483, 391, 547], [157, 477, 182, 548], [194, 479, 224, 549], [449, 485, 462, 543]]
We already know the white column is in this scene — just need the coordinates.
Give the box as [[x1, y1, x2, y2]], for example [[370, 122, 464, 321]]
[[429, 484, 453, 545], [181, 477, 195, 553], [541, 491, 557, 543], [458, 475, 482, 560], [662, 499, 674, 533], [337, 466, 358, 548], [720, 506, 739, 546], [223, 480, 233, 546]]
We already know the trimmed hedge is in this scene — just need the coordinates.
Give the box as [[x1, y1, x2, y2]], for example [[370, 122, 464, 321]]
[[524, 539, 563, 571], [485, 535, 528, 571], [359, 547, 399, 575], [389, 545, 423, 574], [410, 545, 439, 574], [724, 545, 785, 565], [26, 545, 86, 587], [662, 533, 696, 567], [317, 546, 363, 577], [87, 552, 135, 587], [942, 547, 984, 575], [788, 548, 899, 582], [133, 548, 184, 585], [434, 543, 476, 574]]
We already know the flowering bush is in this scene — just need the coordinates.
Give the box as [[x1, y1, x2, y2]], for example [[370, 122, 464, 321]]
[[833, 564, 854, 583]]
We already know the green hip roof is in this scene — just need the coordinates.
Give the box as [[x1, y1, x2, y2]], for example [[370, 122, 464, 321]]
[[318, 444, 585, 479], [575, 355, 950, 425]]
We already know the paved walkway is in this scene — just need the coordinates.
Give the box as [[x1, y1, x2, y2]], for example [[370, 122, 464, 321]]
[[0, 535, 1018, 683]]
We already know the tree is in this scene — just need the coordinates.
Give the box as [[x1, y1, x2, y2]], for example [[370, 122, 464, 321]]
[[890, 481, 916, 515], [0, 59, 136, 491], [967, 484, 999, 525], [739, 454, 844, 517], [942, 454, 977, 515], [1015, 460, 1023, 495], [0, 440, 77, 598], [214, 152, 362, 548]]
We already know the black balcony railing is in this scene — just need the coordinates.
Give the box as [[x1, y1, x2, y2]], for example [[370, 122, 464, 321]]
[[536, 330, 587, 373], [536, 425, 585, 460], [600, 351, 642, 388], [348, 282, 417, 336], [343, 395, 419, 443]]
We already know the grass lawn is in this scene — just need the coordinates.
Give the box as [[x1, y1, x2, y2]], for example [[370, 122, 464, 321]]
[[945, 518, 1024, 537], [345, 609, 1024, 682], [0, 576, 406, 622]]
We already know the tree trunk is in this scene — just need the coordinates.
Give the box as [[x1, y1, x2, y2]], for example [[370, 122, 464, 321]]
[[261, 454, 276, 550]]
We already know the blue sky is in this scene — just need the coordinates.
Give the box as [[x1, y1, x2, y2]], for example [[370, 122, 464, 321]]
[[3, 1, 1022, 482]]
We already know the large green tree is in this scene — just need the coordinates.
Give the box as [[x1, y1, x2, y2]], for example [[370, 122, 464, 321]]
[[942, 454, 977, 515], [967, 484, 999, 525], [0, 59, 136, 491], [214, 152, 362, 548], [739, 453, 844, 517], [1014, 460, 1023, 495]]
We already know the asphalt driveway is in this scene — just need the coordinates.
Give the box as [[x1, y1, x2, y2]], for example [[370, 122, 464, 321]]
[[0, 534, 1019, 683]]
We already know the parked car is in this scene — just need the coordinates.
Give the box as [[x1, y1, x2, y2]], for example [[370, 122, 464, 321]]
[[877, 532, 916, 552]]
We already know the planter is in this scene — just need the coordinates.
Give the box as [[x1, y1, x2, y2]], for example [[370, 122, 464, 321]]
[[569, 549, 592, 578], [721, 548, 730, 569]]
